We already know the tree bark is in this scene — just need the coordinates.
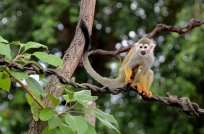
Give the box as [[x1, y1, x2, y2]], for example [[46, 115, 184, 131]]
[[85, 101, 96, 127], [28, 0, 96, 133]]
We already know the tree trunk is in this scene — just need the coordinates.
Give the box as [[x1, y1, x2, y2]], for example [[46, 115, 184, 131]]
[[28, 0, 96, 133]]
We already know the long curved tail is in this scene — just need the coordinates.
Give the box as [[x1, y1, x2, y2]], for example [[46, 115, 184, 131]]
[[80, 20, 125, 88]]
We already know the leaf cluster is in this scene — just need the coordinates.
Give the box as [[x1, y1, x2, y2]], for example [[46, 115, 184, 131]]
[[0, 36, 120, 133]]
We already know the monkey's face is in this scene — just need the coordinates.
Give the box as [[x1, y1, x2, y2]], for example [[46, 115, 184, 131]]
[[137, 43, 150, 57]]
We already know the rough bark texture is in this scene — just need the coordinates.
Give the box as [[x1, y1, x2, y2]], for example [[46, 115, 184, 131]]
[[28, 0, 96, 133], [85, 101, 96, 126]]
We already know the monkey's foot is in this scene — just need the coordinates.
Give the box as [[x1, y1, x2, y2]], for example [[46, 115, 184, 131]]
[[125, 77, 132, 83], [134, 84, 143, 94], [132, 84, 152, 98], [143, 90, 152, 98]]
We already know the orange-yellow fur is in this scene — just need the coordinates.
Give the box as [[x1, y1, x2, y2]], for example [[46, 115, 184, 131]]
[[122, 43, 155, 98]]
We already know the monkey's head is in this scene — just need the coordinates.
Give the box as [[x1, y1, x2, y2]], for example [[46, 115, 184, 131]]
[[135, 38, 155, 57]]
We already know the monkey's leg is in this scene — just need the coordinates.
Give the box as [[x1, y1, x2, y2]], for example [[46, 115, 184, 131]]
[[146, 70, 154, 90], [138, 71, 152, 98], [124, 68, 132, 83], [131, 71, 143, 93]]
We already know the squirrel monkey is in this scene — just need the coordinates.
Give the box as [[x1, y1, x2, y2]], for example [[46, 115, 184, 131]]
[[80, 20, 155, 98]]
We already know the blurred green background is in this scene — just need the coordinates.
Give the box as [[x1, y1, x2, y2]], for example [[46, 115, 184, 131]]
[[0, 0, 204, 134]]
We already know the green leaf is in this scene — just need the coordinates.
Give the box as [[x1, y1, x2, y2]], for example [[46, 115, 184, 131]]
[[99, 119, 120, 133], [56, 84, 63, 90], [10, 69, 29, 80], [0, 72, 11, 92], [30, 101, 41, 121], [24, 53, 31, 59], [88, 108, 120, 133], [0, 66, 3, 72], [0, 36, 8, 43], [42, 127, 49, 134], [10, 41, 21, 46], [47, 93, 60, 107], [42, 127, 57, 134], [25, 77, 44, 99], [39, 74, 49, 85], [39, 108, 55, 121], [27, 94, 33, 105], [58, 123, 74, 134], [32, 52, 63, 69], [65, 115, 88, 134], [24, 41, 48, 51], [0, 43, 12, 60], [63, 89, 74, 103], [84, 122, 97, 134], [39, 74, 45, 81], [89, 108, 118, 125], [48, 115, 61, 130], [74, 90, 98, 106]]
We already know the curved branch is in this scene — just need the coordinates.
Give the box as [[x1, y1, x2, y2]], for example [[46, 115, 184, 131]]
[[146, 19, 204, 38], [88, 45, 132, 57]]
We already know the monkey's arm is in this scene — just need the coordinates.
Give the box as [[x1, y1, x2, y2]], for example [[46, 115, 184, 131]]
[[121, 46, 137, 83], [121, 46, 136, 67]]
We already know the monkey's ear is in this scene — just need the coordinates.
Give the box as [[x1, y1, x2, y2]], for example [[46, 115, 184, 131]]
[[134, 43, 139, 47], [150, 44, 155, 50]]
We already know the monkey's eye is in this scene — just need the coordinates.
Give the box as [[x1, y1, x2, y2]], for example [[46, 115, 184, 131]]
[[139, 46, 143, 49], [144, 46, 147, 49]]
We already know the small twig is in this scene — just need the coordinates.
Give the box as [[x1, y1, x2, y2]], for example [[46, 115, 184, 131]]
[[4, 67, 46, 109], [59, 102, 78, 116], [78, 45, 133, 66]]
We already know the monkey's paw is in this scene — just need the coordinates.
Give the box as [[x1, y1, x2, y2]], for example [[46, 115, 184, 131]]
[[134, 84, 143, 94], [125, 78, 132, 83], [143, 91, 152, 98], [133, 84, 152, 98]]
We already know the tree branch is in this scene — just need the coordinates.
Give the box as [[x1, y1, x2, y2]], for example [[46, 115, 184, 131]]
[[4, 67, 45, 109], [88, 45, 132, 57], [146, 19, 204, 38]]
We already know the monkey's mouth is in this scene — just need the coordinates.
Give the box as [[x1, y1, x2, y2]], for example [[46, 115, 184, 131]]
[[140, 51, 146, 55]]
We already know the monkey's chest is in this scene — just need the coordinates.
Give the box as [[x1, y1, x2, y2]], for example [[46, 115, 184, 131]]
[[139, 57, 152, 66]]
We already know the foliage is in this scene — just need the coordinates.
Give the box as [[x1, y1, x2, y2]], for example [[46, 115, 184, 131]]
[[0, 36, 119, 134]]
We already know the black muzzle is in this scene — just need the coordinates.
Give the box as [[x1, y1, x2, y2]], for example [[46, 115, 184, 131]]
[[141, 51, 146, 55]]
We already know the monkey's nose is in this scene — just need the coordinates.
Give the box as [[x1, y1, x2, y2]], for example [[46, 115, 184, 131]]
[[141, 51, 146, 55]]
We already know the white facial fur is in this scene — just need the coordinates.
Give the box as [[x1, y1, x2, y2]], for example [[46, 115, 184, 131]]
[[138, 43, 149, 51]]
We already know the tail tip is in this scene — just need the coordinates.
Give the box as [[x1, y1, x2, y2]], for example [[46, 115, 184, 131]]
[[80, 20, 90, 52]]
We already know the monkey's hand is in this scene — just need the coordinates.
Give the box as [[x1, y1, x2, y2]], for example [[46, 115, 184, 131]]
[[125, 77, 132, 83], [124, 68, 132, 83]]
